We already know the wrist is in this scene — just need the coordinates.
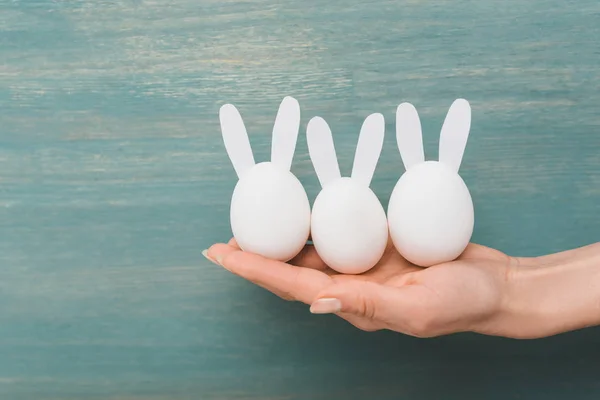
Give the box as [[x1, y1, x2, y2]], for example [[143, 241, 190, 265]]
[[503, 244, 600, 338]]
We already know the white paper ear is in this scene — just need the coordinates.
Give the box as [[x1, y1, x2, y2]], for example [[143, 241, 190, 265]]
[[306, 116, 341, 188], [219, 103, 256, 179], [271, 96, 301, 171], [438, 98, 471, 173], [396, 102, 424, 171], [351, 113, 385, 187]]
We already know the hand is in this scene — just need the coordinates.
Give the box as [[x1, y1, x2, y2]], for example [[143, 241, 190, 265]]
[[205, 238, 544, 339]]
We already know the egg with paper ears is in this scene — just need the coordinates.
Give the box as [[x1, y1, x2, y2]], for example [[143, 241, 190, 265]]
[[229, 161, 311, 262], [310, 177, 388, 275], [387, 161, 474, 267], [219, 96, 311, 262]]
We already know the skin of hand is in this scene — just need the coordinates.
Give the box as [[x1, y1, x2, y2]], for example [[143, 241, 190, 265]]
[[204, 238, 600, 339]]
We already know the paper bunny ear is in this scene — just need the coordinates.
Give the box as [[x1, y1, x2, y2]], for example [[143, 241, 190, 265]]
[[219, 103, 256, 179], [351, 113, 385, 187], [271, 96, 301, 171], [306, 116, 341, 188], [438, 98, 471, 173], [396, 102, 424, 171]]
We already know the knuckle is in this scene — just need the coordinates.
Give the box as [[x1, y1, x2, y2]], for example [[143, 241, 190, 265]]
[[407, 311, 439, 338], [221, 250, 240, 265], [222, 250, 251, 274], [355, 290, 378, 321], [281, 269, 302, 300]]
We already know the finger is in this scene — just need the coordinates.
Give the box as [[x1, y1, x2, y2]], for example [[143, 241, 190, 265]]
[[205, 243, 293, 300], [226, 237, 331, 272], [207, 243, 331, 304], [225, 238, 328, 271], [309, 280, 437, 337], [214, 239, 330, 297]]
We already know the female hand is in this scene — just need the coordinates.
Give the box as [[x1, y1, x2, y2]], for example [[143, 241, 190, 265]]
[[204, 239, 600, 339]]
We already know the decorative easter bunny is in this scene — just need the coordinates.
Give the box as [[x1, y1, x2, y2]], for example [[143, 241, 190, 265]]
[[387, 99, 474, 267], [307, 113, 388, 274], [219, 96, 311, 261]]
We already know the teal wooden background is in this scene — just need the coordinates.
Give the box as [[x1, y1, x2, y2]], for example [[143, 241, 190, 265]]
[[1, 0, 600, 398]]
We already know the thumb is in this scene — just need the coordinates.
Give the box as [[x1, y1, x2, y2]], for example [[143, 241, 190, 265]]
[[309, 280, 437, 336], [309, 280, 409, 323]]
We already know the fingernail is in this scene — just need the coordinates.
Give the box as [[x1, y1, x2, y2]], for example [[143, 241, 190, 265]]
[[310, 298, 342, 314], [202, 249, 219, 265]]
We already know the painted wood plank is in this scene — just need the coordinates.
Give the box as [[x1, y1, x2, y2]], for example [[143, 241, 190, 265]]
[[1, 0, 600, 398]]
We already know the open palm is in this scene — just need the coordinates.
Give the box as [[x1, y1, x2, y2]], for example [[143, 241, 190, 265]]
[[206, 238, 525, 338]]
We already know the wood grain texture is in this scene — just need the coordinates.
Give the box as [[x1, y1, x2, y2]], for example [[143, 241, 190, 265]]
[[1, 0, 600, 398]]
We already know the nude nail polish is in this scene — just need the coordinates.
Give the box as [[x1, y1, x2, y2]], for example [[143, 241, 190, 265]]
[[310, 298, 342, 314]]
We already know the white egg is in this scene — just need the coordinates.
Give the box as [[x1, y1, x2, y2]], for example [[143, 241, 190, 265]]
[[311, 177, 388, 274], [387, 161, 474, 267], [230, 162, 311, 261]]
